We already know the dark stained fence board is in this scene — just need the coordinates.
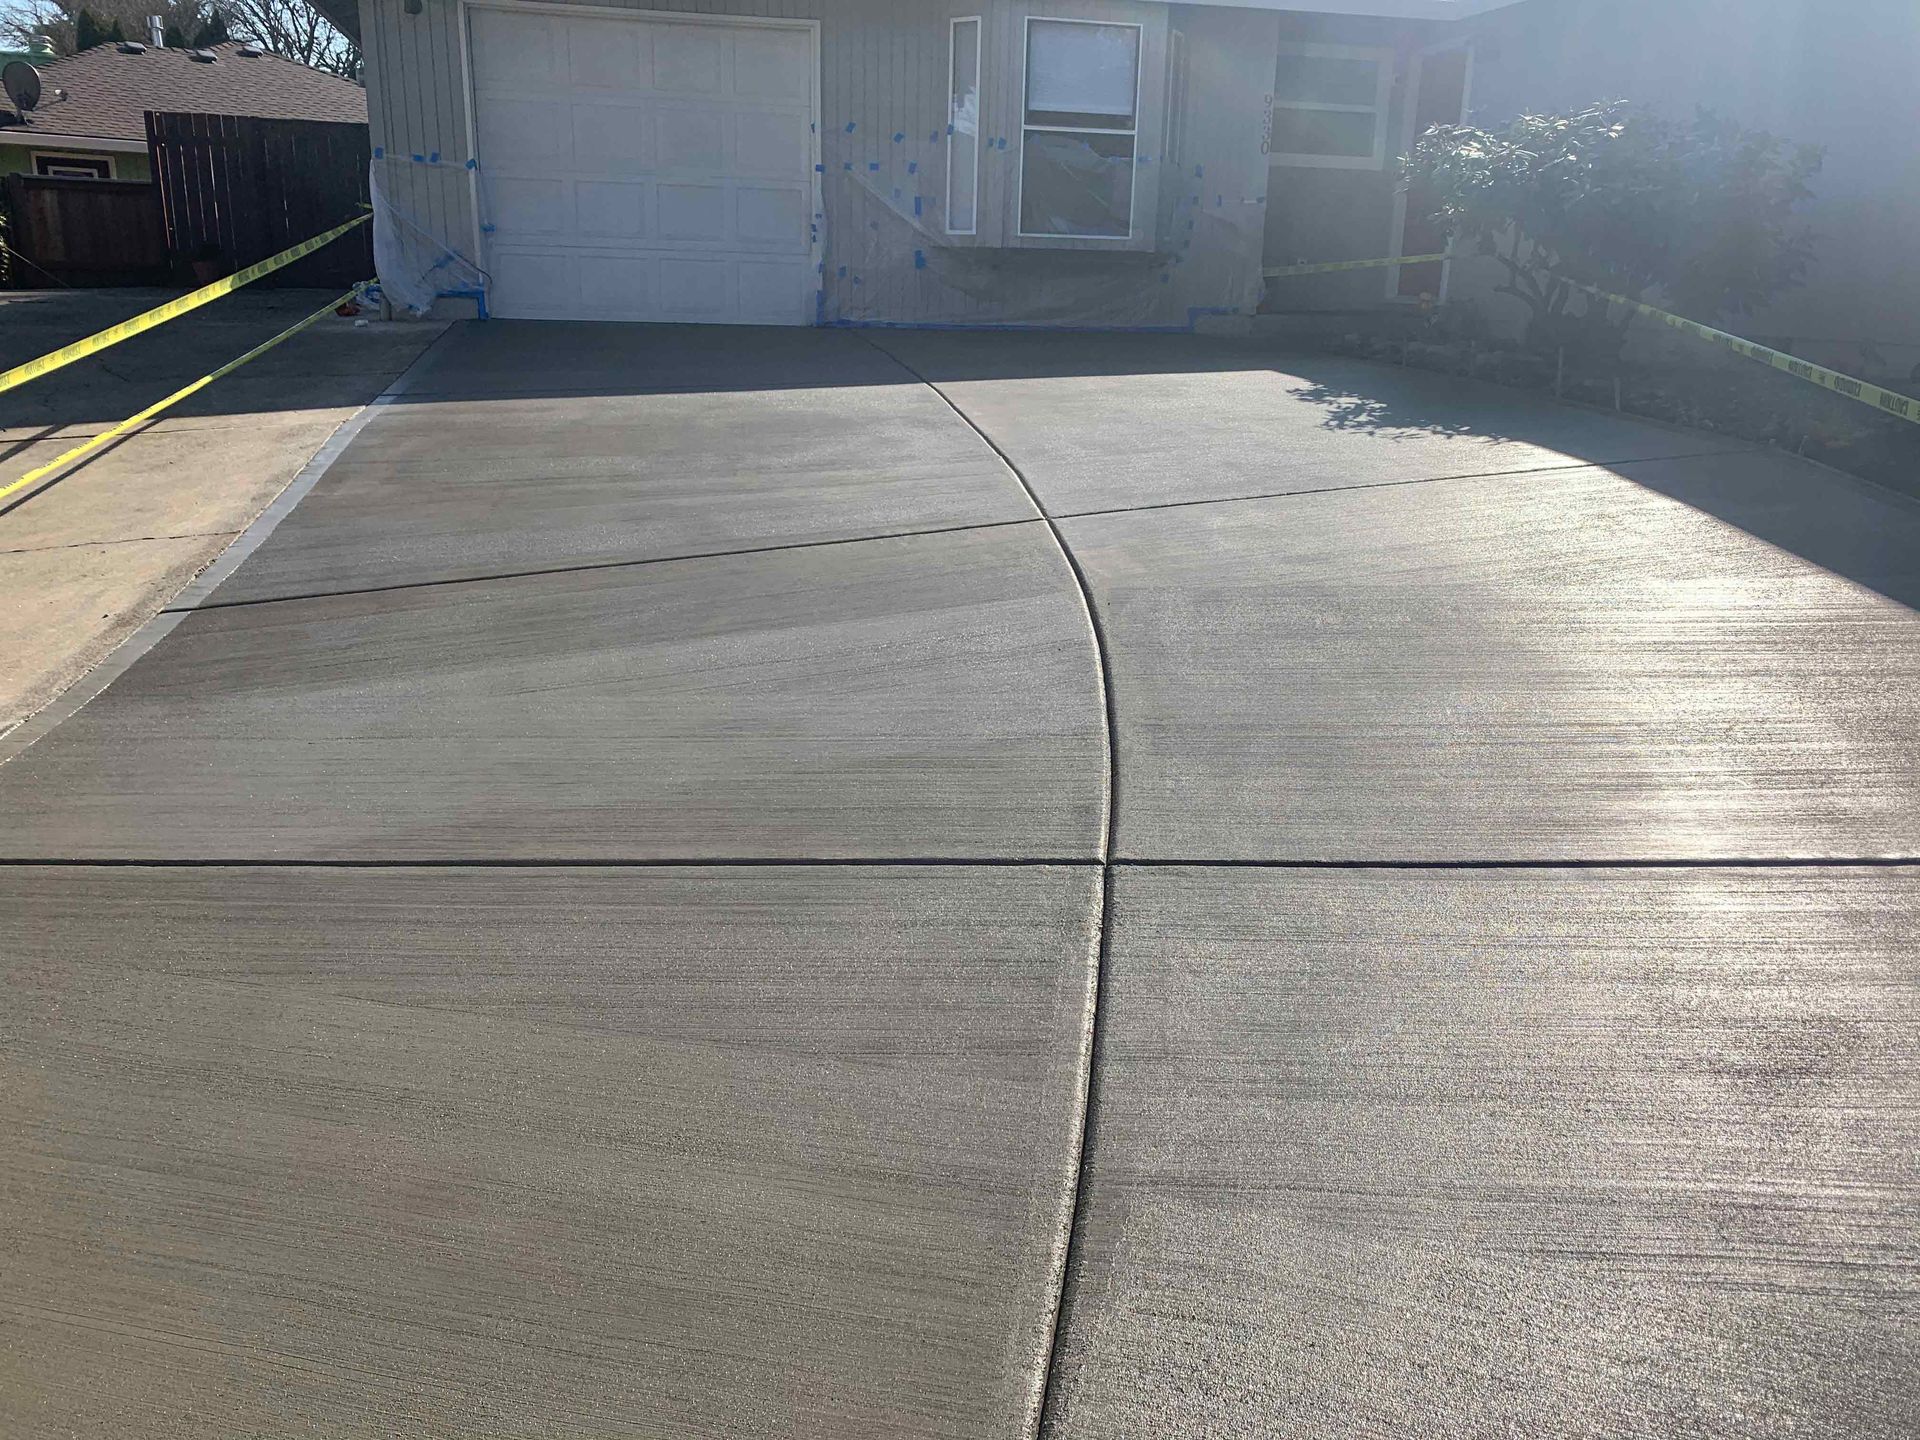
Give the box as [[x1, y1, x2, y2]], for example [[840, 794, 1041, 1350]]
[[1, 174, 167, 284], [146, 111, 372, 287]]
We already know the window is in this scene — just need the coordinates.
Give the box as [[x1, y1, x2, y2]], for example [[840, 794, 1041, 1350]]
[[948, 16, 981, 235], [1269, 45, 1391, 171], [32, 152, 113, 179], [1018, 17, 1141, 240]]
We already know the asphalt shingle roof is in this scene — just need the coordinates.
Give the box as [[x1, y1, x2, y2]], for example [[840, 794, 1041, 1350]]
[[0, 40, 365, 143]]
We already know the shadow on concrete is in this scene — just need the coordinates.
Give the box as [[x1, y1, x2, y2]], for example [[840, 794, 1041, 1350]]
[[15, 302, 1912, 615], [0, 288, 442, 435]]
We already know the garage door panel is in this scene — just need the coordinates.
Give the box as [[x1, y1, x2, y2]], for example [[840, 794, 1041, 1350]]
[[572, 103, 654, 175], [657, 183, 727, 242], [738, 261, 808, 323], [658, 258, 732, 318], [471, 9, 553, 86], [733, 27, 811, 99], [476, 95, 567, 168], [656, 106, 728, 172], [579, 253, 656, 314], [575, 180, 648, 241], [735, 108, 810, 177], [737, 185, 806, 247], [470, 10, 814, 325], [491, 249, 579, 316], [653, 25, 724, 93], [566, 16, 647, 89], [488, 176, 568, 238]]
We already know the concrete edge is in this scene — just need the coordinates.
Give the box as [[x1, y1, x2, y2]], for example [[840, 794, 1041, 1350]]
[[0, 330, 454, 768]]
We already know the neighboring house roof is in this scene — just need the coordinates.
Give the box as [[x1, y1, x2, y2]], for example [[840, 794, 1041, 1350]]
[[0, 39, 366, 146]]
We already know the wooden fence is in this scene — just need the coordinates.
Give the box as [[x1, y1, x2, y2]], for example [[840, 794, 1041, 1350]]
[[145, 112, 373, 287], [1, 175, 168, 285]]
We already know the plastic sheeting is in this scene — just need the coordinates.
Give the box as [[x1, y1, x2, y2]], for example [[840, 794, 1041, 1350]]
[[812, 7, 1275, 330], [370, 156, 488, 318]]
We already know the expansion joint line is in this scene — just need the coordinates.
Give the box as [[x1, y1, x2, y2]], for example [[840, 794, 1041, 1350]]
[[857, 334, 1114, 1440]]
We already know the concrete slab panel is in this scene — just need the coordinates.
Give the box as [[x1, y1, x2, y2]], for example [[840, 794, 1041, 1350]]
[[1065, 462, 1920, 861], [877, 331, 1742, 514], [399, 319, 909, 398], [202, 383, 1032, 603], [0, 863, 1100, 1439], [0, 525, 1106, 861], [1047, 865, 1920, 1439]]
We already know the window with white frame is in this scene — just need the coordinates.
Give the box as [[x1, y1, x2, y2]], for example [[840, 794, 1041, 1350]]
[[33, 152, 114, 179], [948, 16, 981, 235], [1018, 17, 1141, 239], [1269, 44, 1392, 170]]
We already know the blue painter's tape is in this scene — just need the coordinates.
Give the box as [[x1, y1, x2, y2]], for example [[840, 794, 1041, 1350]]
[[907, 161, 918, 175], [893, 132, 905, 143], [373, 146, 383, 158], [914, 250, 926, 269], [998, 138, 1009, 150], [843, 162, 853, 171], [465, 158, 476, 170], [815, 163, 825, 172], [852, 276, 863, 286], [844, 120, 857, 133], [869, 161, 880, 172], [931, 130, 941, 143], [946, 124, 954, 136], [1194, 164, 1205, 178], [410, 153, 424, 163], [913, 195, 923, 217], [1217, 194, 1224, 206], [837, 265, 848, 278], [429, 151, 439, 163], [892, 187, 902, 199]]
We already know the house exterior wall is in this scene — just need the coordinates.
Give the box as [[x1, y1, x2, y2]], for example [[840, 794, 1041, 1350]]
[[359, 0, 1279, 325], [0, 142, 153, 181], [1258, 11, 1449, 309], [1454, 0, 1920, 368]]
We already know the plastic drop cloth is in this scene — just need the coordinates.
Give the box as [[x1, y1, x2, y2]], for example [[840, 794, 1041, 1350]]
[[371, 156, 487, 317]]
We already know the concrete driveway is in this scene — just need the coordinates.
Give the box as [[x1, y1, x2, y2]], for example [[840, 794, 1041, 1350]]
[[2, 323, 1916, 1437], [0, 288, 447, 733]]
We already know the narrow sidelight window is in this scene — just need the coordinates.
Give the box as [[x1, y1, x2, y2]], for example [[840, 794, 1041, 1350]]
[[948, 17, 981, 234]]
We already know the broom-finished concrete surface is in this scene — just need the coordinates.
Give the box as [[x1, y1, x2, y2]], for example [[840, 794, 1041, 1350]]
[[0, 289, 448, 733], [1, 322, 1914, 1438]]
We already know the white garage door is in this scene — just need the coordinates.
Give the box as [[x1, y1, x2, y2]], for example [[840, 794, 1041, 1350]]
[[466, 6, 818, 324]]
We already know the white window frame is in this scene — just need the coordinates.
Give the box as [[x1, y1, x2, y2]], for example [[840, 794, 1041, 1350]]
[[1269, 42, 1393, 172], [32, 150, 115, 179], [947, 15, 982, 236], [1015, 14, 1144, 243]]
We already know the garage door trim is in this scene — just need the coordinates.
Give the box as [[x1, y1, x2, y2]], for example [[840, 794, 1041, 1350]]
[[456, 0, 824, 324]]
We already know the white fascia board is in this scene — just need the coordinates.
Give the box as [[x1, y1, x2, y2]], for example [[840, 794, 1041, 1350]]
[[0, 130, 150, 153]]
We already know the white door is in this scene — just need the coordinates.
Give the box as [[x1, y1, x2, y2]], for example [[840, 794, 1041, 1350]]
[[465, 6, 818, 324]]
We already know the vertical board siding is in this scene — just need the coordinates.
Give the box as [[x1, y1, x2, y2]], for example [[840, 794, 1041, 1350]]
[[363, 0, 1273, 325]]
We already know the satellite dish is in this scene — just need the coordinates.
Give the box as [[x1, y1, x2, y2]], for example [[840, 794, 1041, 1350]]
[[3, 60, 42, 113]]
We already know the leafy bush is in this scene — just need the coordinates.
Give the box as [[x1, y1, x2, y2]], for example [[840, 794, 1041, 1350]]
[[1406, 101, 1822, 352]]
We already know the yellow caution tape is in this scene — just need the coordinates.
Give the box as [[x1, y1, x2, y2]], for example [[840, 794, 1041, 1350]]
[[1264, 252, 1450, 279], [1561, 278, 1919, 427], [0, 285, 366, 509], [0, 213, 370, 397]]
